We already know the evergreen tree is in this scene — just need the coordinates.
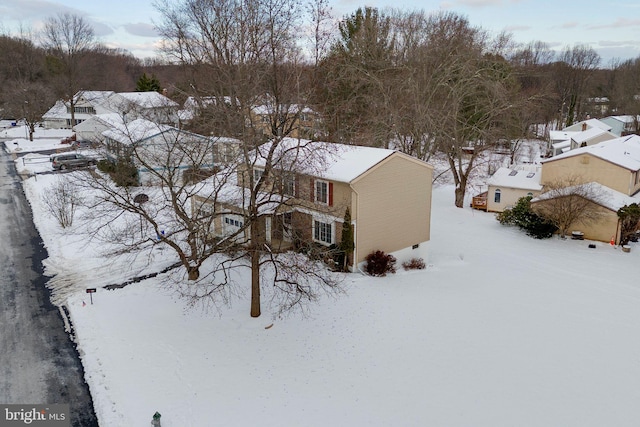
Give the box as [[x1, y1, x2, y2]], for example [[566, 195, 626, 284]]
[[497, 196, 556, 239], [339, 207, 355, 270], [135, 72, 161, 92]]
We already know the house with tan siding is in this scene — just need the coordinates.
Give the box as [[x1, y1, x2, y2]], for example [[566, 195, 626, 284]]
[[532, 134, 640, 243], [194, 138, 433, 271], [486, 166, 543, 213]]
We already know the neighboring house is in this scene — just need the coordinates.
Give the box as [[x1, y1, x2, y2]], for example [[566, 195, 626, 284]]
[[102, 118, 220, 185], [178, 96, 236, 123], [73, 113, 127, 144], [486, 166, 543, 213], [549, 119, 616, 156], [42, 90, 180, 130], [534, 134, 640, 242], [42, 91, 115, 129], [540, 135, 640, 196], [600, 115, 640, 137], [194, 138, 433, 271], [584, 97, 610, 117], [569, 127, 617, 150], [531, 182, 639, 243], [549, 130, 577, 156], [104, 92, 179, 125], [563, 118, 612, 133], [250, 104, 324, 139]]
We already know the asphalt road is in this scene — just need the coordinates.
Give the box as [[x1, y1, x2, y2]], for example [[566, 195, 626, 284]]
[[0, 150, 98, 426]]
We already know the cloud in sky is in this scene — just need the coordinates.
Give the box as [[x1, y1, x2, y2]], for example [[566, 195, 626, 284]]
[[587, 18, 640, 30], [504, 25, 531, 32], [123, 23, 159, 38]]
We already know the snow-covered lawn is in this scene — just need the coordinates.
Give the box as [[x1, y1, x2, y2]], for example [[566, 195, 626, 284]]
[[11, 133, 640, 426]]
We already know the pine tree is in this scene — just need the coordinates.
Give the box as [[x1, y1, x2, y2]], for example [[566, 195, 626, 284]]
[[135, 72, 161, 92]]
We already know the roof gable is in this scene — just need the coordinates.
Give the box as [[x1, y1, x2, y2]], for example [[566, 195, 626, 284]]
[[253, 138, 397, 183]]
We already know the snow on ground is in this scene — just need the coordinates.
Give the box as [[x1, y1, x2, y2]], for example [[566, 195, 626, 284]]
[[12, 137, 640, 426], [0, 124, 71, 142]]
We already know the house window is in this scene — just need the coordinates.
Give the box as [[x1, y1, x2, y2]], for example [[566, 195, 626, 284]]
[[314, 220, 333, 245], [224, 217, 243, 228], [282, 174, 295, 196], [315, 180, 329, 204], [494, 189, 501, 203], [253, 168, 264, 183]]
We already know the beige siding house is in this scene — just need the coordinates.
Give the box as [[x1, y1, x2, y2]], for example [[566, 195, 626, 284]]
[[486, 167, 543, 213], [531, 183, 637, 243], [195, 139, 433, 271], [533, 135, 640, 243], [540, 135, 640, 195]]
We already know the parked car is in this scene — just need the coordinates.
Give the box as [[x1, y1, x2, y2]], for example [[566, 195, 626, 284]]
[[51, 153, 97, 170]]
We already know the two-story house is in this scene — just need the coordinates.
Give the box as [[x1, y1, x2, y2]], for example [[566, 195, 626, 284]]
[[250, 104, 324, 140], [531, 134, 640, 242], [42, 91, 116, 129], [42, 90, 180, 130], [194, 138, 433, 271]]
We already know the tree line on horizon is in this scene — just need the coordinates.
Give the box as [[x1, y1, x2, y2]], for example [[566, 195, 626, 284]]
[[0, 4, 639, 206]]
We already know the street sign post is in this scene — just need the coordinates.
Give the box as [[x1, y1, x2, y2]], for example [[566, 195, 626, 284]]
[[86, 288, 97, 305]]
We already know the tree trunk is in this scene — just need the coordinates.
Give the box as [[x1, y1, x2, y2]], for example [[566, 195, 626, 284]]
[[454, 186, 465, 208], [250, 249, 261, 317], [187, 266, 200, 281]]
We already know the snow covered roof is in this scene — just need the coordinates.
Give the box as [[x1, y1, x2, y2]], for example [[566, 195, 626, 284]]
[[252, 104, 314, 116], [563, 118, 612, 132], [552, 140, 571, 150], [42, 100, 67, 119], [196, 172, 287, 215], [253, 138, 397, 183], [532, 182, 640, 212], [115, 92, 179, 108], [487, 167, 542, 191], [570, 127, 612, 144], [102, 118, 172, 144], [542, 134, 640, 171], [549, 130, 576, 142], [76, 91, 115, 104]]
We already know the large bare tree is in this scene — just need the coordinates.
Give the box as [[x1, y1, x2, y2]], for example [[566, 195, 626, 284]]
[[136, 0, 342, 317], [551, 44, 600, 127], [531, 177, 607, 238], [41, 13, 96, 127]]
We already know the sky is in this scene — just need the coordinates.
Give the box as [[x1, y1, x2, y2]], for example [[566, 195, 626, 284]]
[[0, 0, 639, 65], [5, 129, 640, 425]]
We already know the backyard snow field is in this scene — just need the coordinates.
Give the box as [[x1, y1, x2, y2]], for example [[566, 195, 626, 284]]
[[12, 135, 640, 426]]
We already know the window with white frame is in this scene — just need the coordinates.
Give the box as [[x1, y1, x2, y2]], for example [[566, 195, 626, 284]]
[[494, 189, 501, 203], [313, 220, 333, 245], [282, 174, 295, 196], [315, 180, 329, 204]]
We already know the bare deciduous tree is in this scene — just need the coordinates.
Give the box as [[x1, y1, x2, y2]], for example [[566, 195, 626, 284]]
[[551, 44, 600, 127], [531, 177, 607, 238], [80, 0, 346, 318], [41, 13, 96, 127], [42, 175, 83, 228]]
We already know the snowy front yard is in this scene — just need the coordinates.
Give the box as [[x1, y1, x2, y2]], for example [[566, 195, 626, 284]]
[[9, 133, 640, 426]]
